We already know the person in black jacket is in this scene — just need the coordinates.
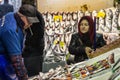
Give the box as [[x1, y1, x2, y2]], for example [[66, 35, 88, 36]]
[[68, 16, 106, 63], [0, 0, 13, 18], [22, 9, 45, 77]]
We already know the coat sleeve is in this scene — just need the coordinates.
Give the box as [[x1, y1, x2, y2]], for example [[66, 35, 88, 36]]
[[68, 34, 86, 56]]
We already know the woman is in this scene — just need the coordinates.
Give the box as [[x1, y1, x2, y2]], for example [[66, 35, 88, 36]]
[[68, 16, 106, 63]]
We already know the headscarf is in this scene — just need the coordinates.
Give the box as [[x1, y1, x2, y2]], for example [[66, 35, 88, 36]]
[[78, 16, 95, 44]]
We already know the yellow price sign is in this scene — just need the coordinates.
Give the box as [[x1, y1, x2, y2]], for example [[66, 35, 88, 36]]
[[97, 11, 105, 18], [60, 41, 65, 48], [53, 15, 62, 22]]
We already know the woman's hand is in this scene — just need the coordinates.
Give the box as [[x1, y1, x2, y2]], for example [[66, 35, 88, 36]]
[[85, 47, 92, 53], [85, 47, 93, 54]]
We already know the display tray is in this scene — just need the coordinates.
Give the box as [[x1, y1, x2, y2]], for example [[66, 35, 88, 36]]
[[70, 48, 120, 80], [72, 68, 111, 80], [71, 58, 112, 80]]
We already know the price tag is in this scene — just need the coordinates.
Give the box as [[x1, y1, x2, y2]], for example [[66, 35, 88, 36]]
[[97, 12, 105, 18], [60, 41, 65, 48]]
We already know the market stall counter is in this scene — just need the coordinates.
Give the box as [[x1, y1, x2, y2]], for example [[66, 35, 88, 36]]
[[28, 47, 120, 80]]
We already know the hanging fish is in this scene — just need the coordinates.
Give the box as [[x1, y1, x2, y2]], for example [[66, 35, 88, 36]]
[[105, 9, 113, 32]]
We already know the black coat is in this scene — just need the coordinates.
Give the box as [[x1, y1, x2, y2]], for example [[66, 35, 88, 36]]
[[0, 2, 13, 18], [22, 11, 45, 57], [22, 10, 45, 76], [68, 33, 106, 63]]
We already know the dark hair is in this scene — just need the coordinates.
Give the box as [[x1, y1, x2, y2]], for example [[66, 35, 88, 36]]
[[78, 16, 95, 44]]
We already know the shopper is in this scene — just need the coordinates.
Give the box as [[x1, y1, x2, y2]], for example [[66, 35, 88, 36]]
[[22, 10, 45, 77], [0, 4, 39, 80], [68, 16, 106, 63], [0, 0, 13, 18]]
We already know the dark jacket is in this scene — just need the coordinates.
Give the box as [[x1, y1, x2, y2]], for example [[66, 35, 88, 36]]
[[22, 10, 45, 77], [68, 33, 106, 63], [0, 1, 13, 18], [22, 11, 45, 57]]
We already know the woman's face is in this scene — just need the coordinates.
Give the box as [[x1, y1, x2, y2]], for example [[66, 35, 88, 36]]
[[79, 19, 89, 33]]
